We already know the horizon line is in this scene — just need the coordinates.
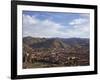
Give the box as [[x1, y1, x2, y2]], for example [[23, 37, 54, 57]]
[[23, 36, 90, 39]]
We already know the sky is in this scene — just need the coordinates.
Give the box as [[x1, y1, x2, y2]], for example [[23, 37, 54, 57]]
[[22, 11, 90, 38]]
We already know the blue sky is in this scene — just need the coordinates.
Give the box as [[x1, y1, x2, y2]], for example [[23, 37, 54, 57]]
[[22, 11, 90, 38]]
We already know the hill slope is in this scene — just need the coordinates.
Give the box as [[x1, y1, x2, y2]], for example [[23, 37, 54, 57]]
[[23, 37, 89, 49]]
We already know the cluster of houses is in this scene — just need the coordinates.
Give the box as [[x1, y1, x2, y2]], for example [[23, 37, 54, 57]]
[[23, 47, 89, 67]]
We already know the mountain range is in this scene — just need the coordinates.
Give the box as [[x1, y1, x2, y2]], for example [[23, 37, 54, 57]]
[[23, 36, 89, 49]]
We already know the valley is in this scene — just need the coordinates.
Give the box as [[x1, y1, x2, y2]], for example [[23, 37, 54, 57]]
[[23, 37, 89, 69]]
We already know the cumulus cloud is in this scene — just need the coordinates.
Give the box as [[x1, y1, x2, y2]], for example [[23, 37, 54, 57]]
[[22, 14, 90, 38], [23, 14, 66, 38], [69, 18, 88, 25]]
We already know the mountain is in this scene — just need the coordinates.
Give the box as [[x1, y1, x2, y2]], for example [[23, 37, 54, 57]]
[[23, 37, 89, 49], [23, 36, 46, 45], [61, 38, 89, 46]]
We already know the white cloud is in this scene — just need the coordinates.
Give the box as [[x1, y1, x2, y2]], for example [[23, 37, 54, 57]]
[[69, 18, 88, 25], [23, 14, 90, 38], [68, 17, 90, 38], [23, 14, 66, 38]]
